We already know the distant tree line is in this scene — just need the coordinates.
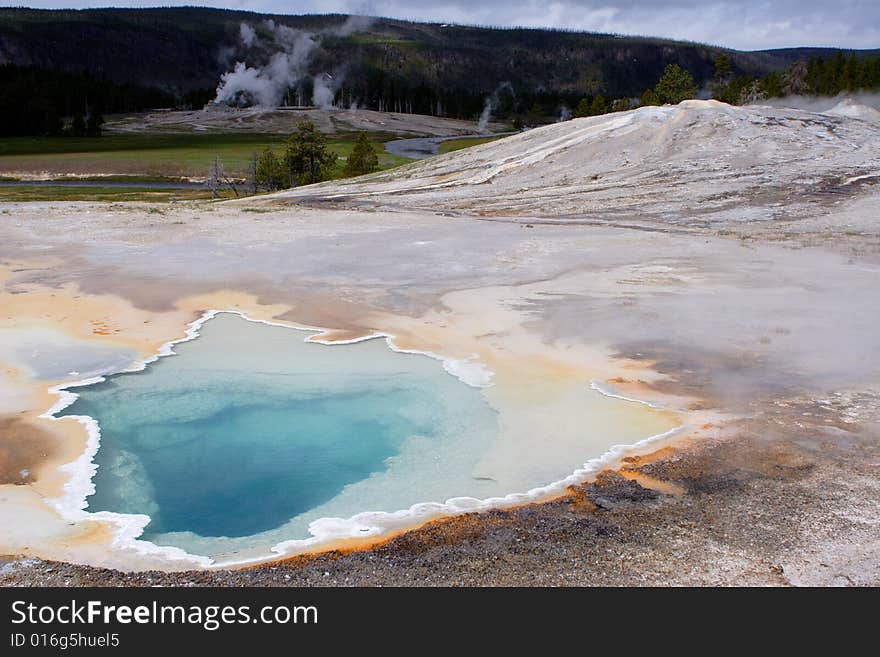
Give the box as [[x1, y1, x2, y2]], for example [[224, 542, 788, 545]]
[[0, 7, 743, 115], [5, 46, 879, 140], [565, 51, 880, 121], [713, 52, 880, 105], [569, 64, 696, 118], [307, 62, 587, 126], [0, 64, 177, 136], [303, 51, 880, 125]]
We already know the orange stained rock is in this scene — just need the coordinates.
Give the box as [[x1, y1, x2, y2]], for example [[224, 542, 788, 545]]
[[620, 446, 677, 467], [618, 470, 686, 496]]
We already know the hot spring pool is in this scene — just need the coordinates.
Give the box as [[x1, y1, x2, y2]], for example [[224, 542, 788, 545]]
[[61, 312, 501, 561], [58, 311, 681, 564]]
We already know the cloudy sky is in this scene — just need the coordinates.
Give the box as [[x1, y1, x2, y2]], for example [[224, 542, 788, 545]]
[[13, 1, 880, 50]]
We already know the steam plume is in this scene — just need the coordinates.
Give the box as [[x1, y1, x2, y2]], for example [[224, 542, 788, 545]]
[[478, 82, 515, 132], [213, 16, 372, 109], [752, 92, 880, 114]]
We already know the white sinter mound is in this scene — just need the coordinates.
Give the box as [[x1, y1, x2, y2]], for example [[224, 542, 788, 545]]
[[822, 97, 880, 123], [263, 99, 880, 226]]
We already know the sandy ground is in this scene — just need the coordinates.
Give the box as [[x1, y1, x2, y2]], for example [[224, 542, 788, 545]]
[[1, 100, 878, 585]]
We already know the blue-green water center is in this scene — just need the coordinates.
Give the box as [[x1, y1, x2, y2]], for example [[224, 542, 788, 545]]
[[61, 313, 500, 560]]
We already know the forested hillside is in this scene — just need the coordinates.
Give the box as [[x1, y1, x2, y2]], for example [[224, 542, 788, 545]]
[[1, 7, 877, 136]]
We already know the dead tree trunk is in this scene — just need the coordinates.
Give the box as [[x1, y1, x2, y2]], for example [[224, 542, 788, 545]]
[[250, 152, 259, 195], [207, 156, 221, 199]]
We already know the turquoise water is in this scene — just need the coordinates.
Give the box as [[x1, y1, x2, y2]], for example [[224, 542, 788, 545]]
[[61, 313, 500, 559]]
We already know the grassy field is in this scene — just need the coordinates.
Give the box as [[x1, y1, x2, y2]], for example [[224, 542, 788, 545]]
[[0, 132, 505, 203], [0, 185, 235, 203], [437, 136, 505, 154], [0, 132, 411, 180]]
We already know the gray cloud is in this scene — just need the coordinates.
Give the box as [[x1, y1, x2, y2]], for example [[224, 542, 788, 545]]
[[17, 1, 880, 50]]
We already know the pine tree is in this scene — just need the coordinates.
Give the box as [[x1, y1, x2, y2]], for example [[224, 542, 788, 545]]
[[639, 88, 660, 106], [284, 121, 338, 186], [256, 148, 286, 190], [654, 64, 697, 104], [710, 54, 735, 102], [765, 71, 785, 97], [343, 132, 379, 177], [574, 97, 591, 118], [713, 54, 733, 84], [842, 53, 859, 91], [589, 95, 608, 116], [525, 102, 544, 125]]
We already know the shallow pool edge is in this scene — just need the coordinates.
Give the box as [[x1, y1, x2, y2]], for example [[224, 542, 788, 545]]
[[39, 309, 691, 571]]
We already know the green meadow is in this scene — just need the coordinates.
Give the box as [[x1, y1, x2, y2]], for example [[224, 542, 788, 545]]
[[0, 185, 235, 203], [437, 136, 504, 154], [0, 132, 411, 182]]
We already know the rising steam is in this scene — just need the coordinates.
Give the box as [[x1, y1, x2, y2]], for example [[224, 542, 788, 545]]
[[213, 16, 372, 109], [477, 82, 515, 132], [751, 91, 880, 114]]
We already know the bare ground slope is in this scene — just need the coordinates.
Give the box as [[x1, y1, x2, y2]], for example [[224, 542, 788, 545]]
[[105, 106, 500, 137]]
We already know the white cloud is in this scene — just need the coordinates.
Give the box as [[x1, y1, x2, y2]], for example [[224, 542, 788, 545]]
[[17, 0, 880, 50]]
